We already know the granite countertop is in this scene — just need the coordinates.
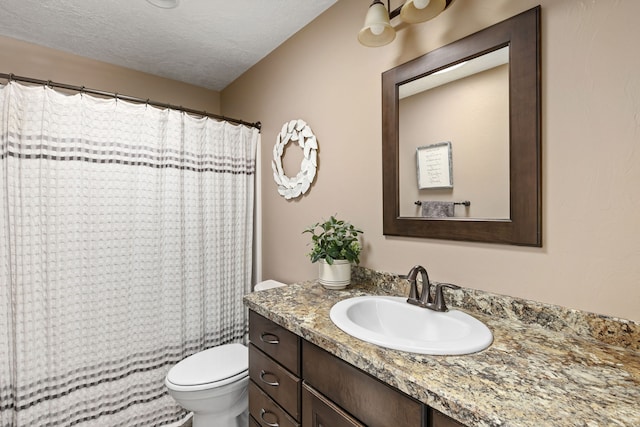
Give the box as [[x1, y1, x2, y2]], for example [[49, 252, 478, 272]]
[[243, 273, 640, 427]]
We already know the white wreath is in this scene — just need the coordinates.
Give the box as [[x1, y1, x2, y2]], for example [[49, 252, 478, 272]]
[[272, 119, 318, 200]]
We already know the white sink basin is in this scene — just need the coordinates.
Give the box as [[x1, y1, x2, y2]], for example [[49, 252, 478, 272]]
[[329, 296, 493, 355]]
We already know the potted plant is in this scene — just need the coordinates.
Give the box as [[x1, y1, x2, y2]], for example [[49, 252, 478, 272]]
[[303, 215, 363, 289]]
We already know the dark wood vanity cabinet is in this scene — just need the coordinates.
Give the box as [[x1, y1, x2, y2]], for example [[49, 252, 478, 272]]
[[302, 341, 426, 427], [302, 383, 364, 427], [249, 310, 467, 427], [429, 409, 467, 427], [249, 311, 302, 427]]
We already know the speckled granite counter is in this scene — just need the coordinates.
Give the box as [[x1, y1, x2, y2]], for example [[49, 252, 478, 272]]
[[244, 269, 640, 427]]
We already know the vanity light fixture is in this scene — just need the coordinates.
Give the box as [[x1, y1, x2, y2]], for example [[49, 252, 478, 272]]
[[146, 0, 180, 9], [358, 0, 455, 47]]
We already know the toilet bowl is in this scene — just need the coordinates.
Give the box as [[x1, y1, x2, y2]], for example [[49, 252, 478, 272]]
[[165, 280, 286, 427]]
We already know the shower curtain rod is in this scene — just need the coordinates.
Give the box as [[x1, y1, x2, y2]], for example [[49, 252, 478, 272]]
[[0, 72, 262, 131]]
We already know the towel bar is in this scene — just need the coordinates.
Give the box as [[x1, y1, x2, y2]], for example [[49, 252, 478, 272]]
[[414, 200, 471, 207]]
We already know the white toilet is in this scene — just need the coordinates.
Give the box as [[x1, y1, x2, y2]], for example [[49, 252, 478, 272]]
[[165, 280, 286, 427]]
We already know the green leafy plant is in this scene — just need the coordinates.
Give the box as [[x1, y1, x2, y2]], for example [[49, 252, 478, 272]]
[[303, 215, 363, 265]]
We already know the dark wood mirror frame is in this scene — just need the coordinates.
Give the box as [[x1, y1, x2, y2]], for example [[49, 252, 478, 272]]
[[382, 6, 541, 246]]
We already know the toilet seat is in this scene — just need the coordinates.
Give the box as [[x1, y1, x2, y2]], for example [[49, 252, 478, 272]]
[[166, 343, 248, 391]]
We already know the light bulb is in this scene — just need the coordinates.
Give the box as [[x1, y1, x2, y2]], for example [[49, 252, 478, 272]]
[[413, 0, 431, 9], [370, 24, 385, 36]]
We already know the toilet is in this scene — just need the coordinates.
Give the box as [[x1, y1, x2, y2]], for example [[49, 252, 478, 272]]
[[165, 280, 286, 427]]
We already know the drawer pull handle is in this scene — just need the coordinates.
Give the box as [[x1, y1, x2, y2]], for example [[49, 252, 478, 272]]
[[260, 408, 280, 427], [260, 332, 280, 344], [259, 370, 280, 387]]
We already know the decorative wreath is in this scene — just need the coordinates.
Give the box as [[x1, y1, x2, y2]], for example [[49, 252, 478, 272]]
[[272, 119, 318, 200]]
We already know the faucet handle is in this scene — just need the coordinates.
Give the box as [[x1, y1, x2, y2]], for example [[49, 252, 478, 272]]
[[416, 268, 432, 305], [404, 266, 423, 301], [432, 283, 461, 312]]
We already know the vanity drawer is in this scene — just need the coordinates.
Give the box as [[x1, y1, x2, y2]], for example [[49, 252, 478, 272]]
[[249, 311, 301, 375], [249, 343, 301, 420], [302, 341, 425, 427], [249, 381, 300, 427]]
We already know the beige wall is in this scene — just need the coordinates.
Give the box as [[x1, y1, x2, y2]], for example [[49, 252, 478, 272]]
[[0, 35, 221, 112], [222, 0, 640, 321]]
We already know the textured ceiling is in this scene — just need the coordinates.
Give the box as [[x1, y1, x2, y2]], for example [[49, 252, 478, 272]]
[[0, 0, 337, 91]]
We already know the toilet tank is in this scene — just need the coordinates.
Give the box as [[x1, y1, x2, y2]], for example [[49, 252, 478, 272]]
[[254, 280, 286, 291]]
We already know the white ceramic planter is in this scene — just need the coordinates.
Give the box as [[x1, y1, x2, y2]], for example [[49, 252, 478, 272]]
[[318, 259, 351, 290]]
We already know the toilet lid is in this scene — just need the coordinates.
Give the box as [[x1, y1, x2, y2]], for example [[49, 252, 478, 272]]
[[167, 343, 248, 387]]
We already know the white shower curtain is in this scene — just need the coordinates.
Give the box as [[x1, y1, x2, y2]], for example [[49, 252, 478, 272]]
[[0, 82, 259, 426]]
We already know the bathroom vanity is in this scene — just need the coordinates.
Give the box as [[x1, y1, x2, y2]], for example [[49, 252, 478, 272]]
[[249, 309, 439, 427], [244, 269, 640, 427]]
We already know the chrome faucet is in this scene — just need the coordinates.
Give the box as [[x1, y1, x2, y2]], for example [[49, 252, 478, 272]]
[[403, 265, 460, 312]]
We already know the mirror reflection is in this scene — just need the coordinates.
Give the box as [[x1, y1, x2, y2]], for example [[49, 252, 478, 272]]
[[399, 47, 510, 219], [382, 6, 541, 246]]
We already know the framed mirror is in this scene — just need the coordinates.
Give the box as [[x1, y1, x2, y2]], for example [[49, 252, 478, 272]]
[[382, 6, 541, 246]]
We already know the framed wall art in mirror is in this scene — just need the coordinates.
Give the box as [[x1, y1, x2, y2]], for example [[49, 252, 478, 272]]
[[416, 142, 453, 190], [382, 6, 541, 246]]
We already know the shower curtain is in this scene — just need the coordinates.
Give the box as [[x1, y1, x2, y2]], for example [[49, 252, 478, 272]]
[[0, 82, 259, 426]]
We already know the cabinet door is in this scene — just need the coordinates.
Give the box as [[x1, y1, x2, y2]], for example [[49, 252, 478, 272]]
[[303, 341, 425, 427], [302, 383, 364, 427], [430, 409, 467, 427]]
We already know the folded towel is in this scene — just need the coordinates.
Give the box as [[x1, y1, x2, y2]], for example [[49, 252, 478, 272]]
[[420, 201, 455, 218]]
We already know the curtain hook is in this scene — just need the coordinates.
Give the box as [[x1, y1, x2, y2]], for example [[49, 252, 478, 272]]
[[8, 73, 14, 82], [46, 80, 52, 88], [146, 98, 150, 107]]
